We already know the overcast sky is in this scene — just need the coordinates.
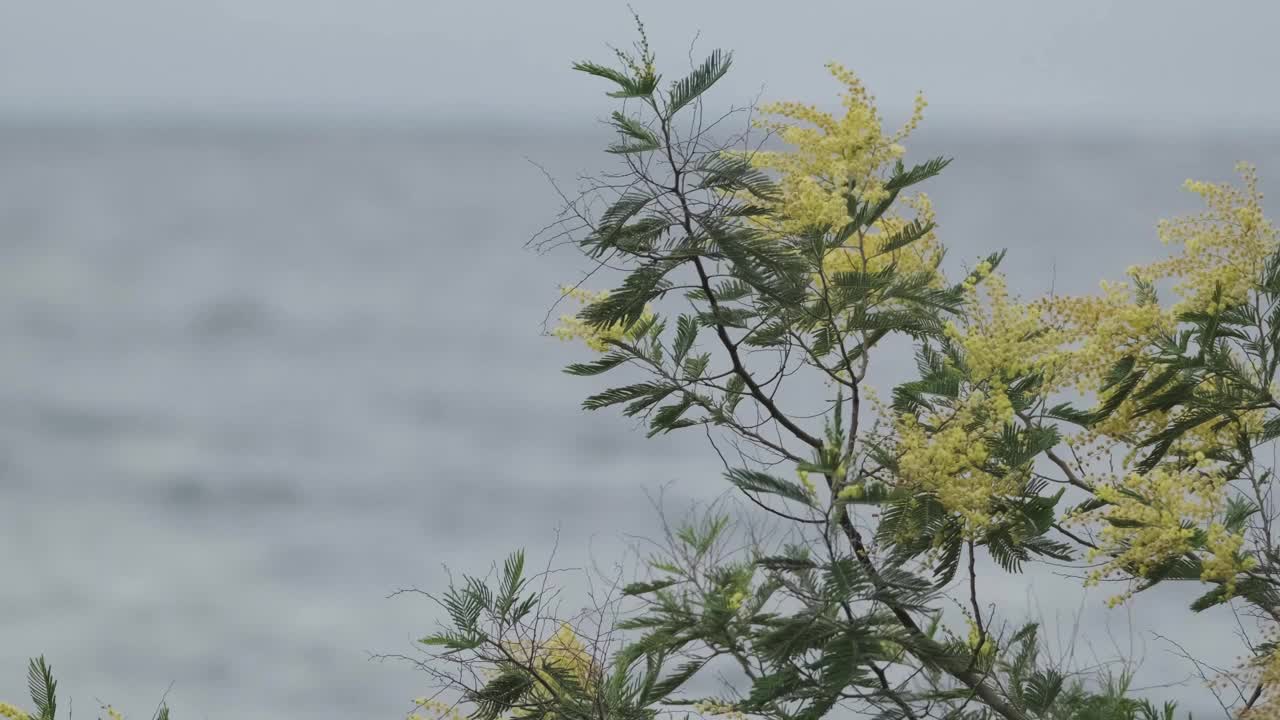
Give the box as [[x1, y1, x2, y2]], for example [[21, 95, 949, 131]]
[[1, 0, 1277, 131]]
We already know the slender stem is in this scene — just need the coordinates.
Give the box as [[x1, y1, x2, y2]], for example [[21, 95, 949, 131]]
[[968, 539, 987, 651], [1244, 682, 1265, 714], [832, 507, 1027, 720], [870, 662, 920, 720], [1054, 523, 1099, 550], [690, 256, 824, 450], [653, 108, 823, 452]]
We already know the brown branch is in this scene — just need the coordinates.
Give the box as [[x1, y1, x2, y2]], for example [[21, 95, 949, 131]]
[[1244, 683, 1265, 714], [653, 106, 823, 453], [1052, 522, 1098, 550], [870, 661, 920, 720], [832, 508, 1027, 720], [1017, 410, 1094, 493], [968, 539, 987, 653]]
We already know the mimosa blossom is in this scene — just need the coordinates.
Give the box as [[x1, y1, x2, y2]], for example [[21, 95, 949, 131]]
[[552, 287, 654, 352]]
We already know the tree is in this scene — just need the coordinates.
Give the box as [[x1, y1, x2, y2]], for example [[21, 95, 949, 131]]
[[411, 20, 1280, 720]]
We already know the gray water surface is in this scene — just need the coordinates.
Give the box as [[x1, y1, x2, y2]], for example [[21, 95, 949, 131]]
[[2, 126, 1278, 718]]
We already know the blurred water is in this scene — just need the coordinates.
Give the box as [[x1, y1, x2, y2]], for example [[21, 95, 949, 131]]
[[1, 125, 1278, 719]]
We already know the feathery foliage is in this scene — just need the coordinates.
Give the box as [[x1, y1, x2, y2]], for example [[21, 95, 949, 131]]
[[418, 15, 1280, 720]]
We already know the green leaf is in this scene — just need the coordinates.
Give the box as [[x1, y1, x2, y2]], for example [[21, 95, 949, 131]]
[[697, 306, 755, 329], [1137, 405, 1227, 472], [609, 111, 660, 144], [625, 385, 677, 417], [623, 578, 680, 596], [419, 632, 485, 651], [883, 156, 952, 193], [756, 555, 817, 572], [27, 656, 56, 720], [565, 351, 631, 377], [666, 49, 731, 116], [694, 152, 778, 201], [871, 217, 936, 256], [605, 110, 662, 152], [1189, 583, 1235, 613], [472, 665, 538, 720], [682, 353, 711, 381], [596, 216, 673, 256], [643, 659, 707, 703], [648, 396, 695, 436], [572, 61, 654, 98], [442, 580, 488, 630], [672, 314, 698, 364], [725, 468, 816, 507], [496, 549, 526, 616], [1044, 402, 1093, 426], [579, 263, 673, 330], [1093, 355, 1145, 421], [1021, 670, 1065, 714], [607, 139, 661, 155], [1224, 496, 1260, 532]]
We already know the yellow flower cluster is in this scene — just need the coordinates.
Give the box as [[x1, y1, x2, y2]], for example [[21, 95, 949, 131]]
[[539, 622, 596, 684], [1200, 522, 1248, 587], [693, 701, 748, 720], [949, 270, 1066, 387], [796, 468, 817, 497], [886, 269, 1073, 534], [895, 386, 1020, 533], [1020, 168, 1276, 611], [1044, 279, 1170, 395], [818, 192, 945, 285], [1147, 163, 1278, 314], [0, 698, 130, 720], [420, 623, 597, 720], [504, 622, 597, 709], [749, 62, 927, 232], [964, 617, 996, 658], [408, 698, 466, 720], [837, 483, 865, 501], [1038, 278, 1173, 474], [1081, 465, 1243, 605], [1043, 166, 1273, 437], [551, 287, 654, 353]]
